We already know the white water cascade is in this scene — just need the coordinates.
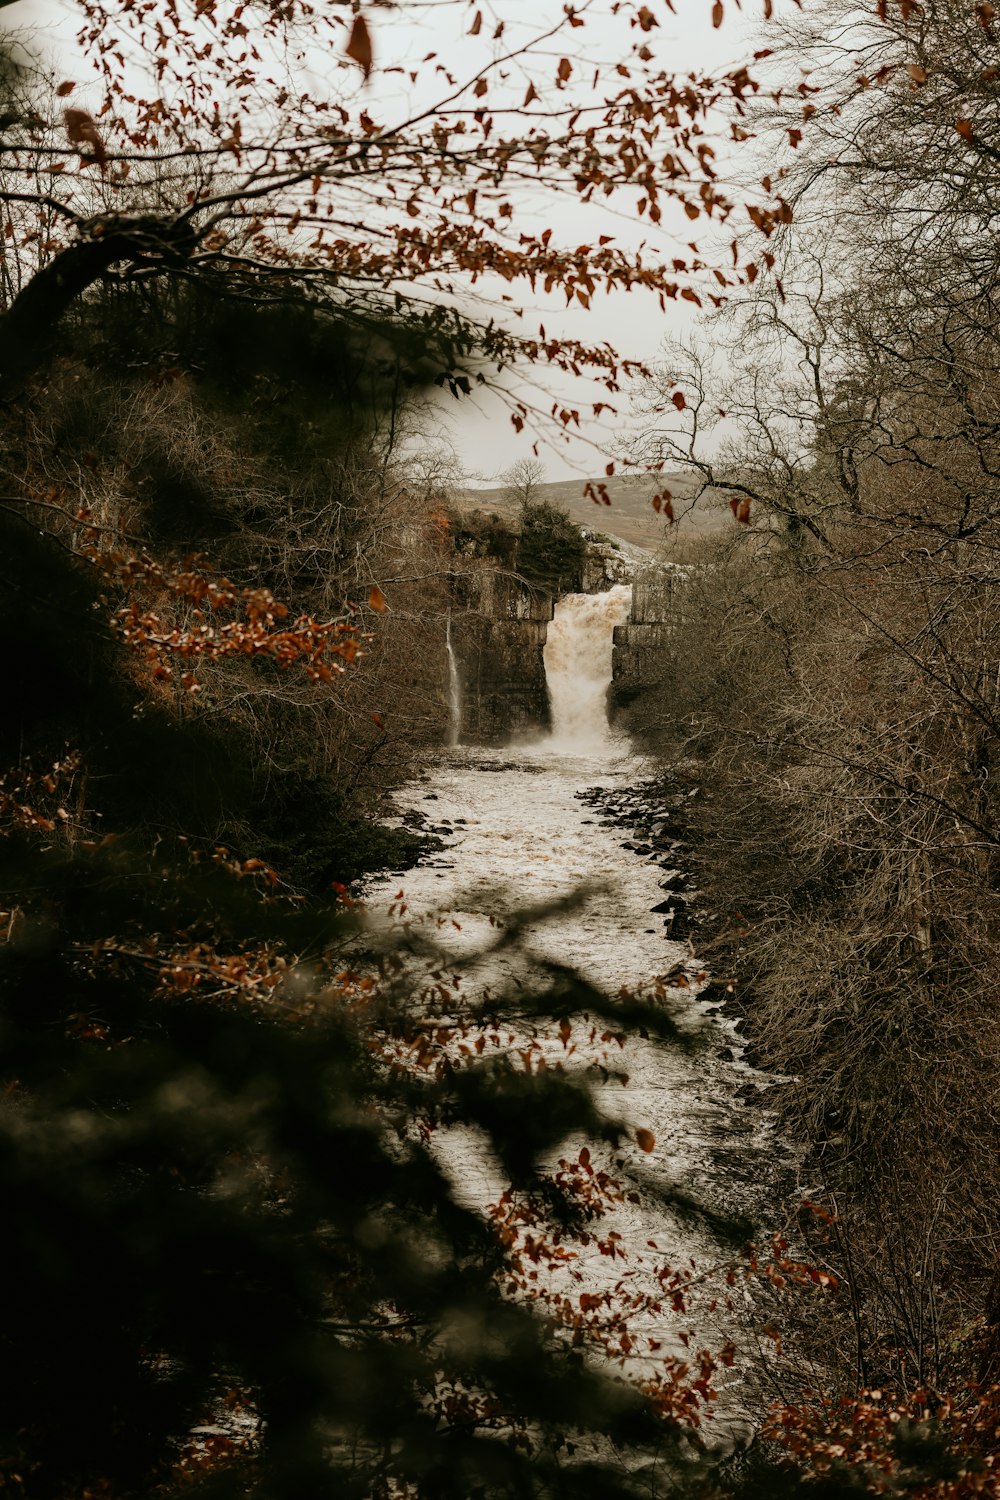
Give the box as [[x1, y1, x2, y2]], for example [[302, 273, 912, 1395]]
[[445, 611, 462, 747], [366, 582, 792, 1436], [543, 584, 632, 752]]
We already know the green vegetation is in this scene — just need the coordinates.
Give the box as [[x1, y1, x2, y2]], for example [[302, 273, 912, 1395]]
[[450, 499, 586, 599], [516, 499, 588, 596], [450, 506, 520, 569], [1, 283, 724, 1500]]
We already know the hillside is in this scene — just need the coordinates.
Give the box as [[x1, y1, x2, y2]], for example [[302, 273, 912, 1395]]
[[459, 473, 736, 553]]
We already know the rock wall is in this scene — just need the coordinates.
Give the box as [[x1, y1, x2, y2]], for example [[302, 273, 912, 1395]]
[[580, 538, 638, 593], [579, 529, 651, 594], [451, 567, 553, 745], [610, 564, 688, 731]]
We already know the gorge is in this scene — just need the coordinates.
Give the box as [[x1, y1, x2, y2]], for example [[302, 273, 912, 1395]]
[[367, 578, 795, 1430]]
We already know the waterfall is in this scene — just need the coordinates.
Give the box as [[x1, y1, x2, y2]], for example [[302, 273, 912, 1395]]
[[543, 584, 632, 752], [445, 611, 462, 747]]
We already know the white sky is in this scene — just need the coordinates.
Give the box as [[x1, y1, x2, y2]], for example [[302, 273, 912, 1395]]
[[366, 0, 782, 485]]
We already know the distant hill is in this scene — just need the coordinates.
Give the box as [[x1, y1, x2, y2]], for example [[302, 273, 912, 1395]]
[[457, 473, 735, 554]]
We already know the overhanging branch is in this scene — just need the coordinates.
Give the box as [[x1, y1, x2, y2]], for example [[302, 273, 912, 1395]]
[[0, 214, 198, 397]]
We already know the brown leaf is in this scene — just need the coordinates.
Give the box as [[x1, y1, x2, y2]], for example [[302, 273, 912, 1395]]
[[368, 584, 387, 612], [55, 81, 75, 97], [64, 107, 106, 165], [957, 117, 974, 139], [730, 496, 752, 524], [469, 9, 482, 34], [712, 0, 724, 26], [906, 62, 928, 84], [977, 0, 996, 25], [636, 1128, 656, 1153], [523, 81, 539, 106], [747, 203, 771, 234], [670, 391, 686, 411], [345, 14, 373, 80], [557, 57, 572, 82]]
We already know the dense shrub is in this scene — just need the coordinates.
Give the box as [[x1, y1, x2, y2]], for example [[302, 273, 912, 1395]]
[[516, 499, 587, 596]]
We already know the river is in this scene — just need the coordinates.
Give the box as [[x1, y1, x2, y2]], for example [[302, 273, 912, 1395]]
[[365, 586, 795, 1432]]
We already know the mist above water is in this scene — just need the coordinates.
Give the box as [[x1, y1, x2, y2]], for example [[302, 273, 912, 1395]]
[[543, 585, 632, 752]]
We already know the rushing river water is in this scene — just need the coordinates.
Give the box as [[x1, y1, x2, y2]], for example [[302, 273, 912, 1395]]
[[365, 588, 795, 1430]]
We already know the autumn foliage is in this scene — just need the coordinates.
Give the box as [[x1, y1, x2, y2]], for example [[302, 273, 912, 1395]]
[[0, 0, 796, 1487], [7, 0, 1000, 1496]]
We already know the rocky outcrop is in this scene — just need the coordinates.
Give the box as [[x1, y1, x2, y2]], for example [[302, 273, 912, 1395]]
[[580, 531, 648, 593]]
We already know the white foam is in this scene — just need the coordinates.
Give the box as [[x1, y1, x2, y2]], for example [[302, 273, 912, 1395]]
[[543, 585, 633, 752]]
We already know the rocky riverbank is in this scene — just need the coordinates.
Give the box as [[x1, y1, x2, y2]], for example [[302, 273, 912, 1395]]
[[574, 771, 774, 1110]]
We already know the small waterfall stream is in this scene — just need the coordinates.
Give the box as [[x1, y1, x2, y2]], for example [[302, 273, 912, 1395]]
[[445, 611, 462, 747], [368, 585, 791, 1432]]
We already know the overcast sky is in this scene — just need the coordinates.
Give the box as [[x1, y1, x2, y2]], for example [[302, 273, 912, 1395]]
[[395, 0, 779, 486]]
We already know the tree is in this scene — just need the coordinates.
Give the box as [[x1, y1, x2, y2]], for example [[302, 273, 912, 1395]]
[[494, 458, 585, 595], [0, 7, 815, 1497], [500, 458, 547, 512], [0, 0, 789, 432], [516, 498, 588, 597], [628, 0, 1000, 1421], [0, 269, 788, 1499]]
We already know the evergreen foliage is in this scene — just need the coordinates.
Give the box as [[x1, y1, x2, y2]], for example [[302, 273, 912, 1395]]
[[0, 825, 699, 1500], [515, 501, 588, 598], [449, 499, 587, 600]]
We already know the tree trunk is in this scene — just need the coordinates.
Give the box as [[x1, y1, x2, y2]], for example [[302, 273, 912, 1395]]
[[0, 215, 198, 396]]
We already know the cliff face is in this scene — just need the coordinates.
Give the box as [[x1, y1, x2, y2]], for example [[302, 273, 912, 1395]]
[[580, 538, 639, 593], [610, 564, 688, 735], [451, 568, 553, 745], [448, 533, 648, 747]]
